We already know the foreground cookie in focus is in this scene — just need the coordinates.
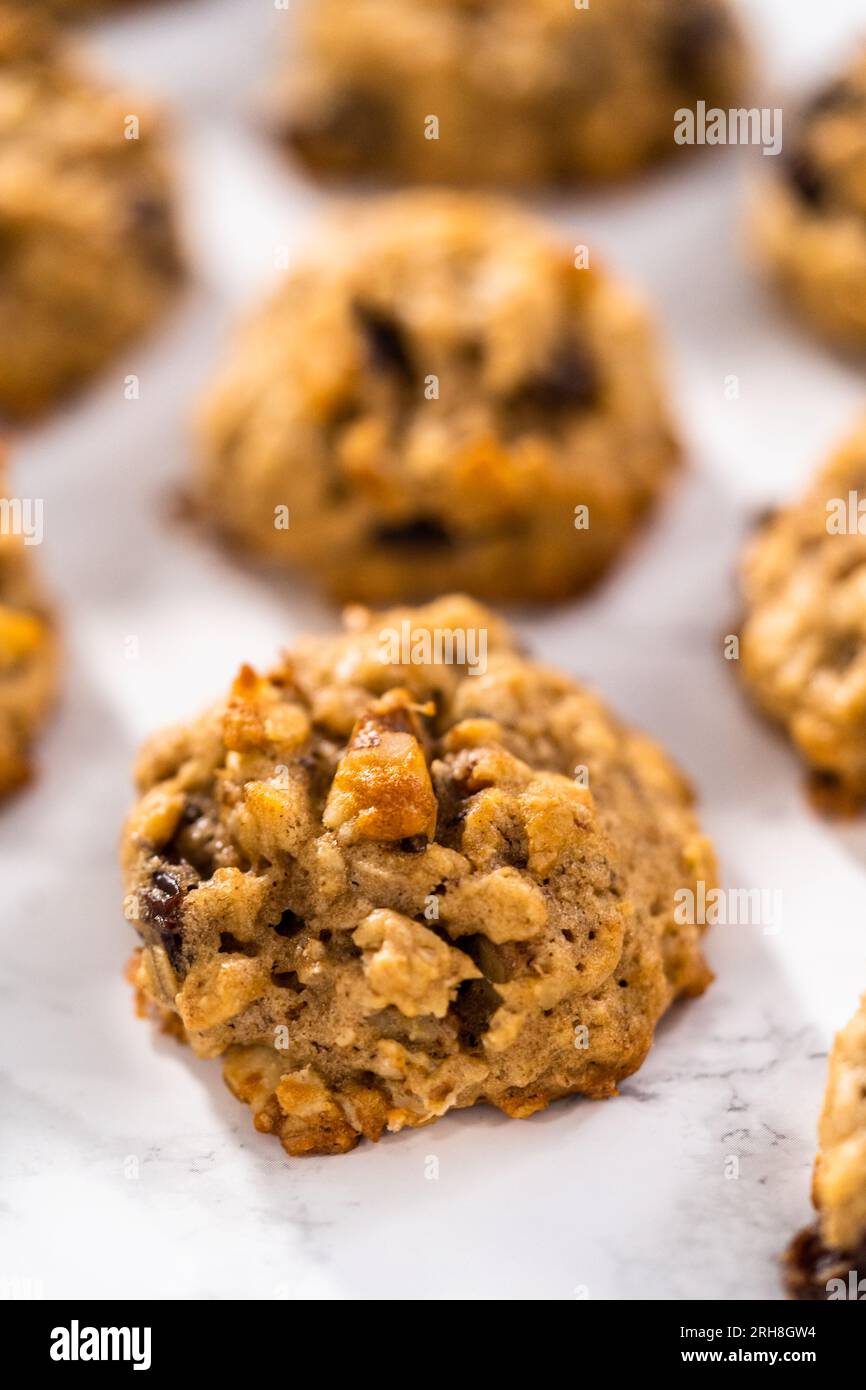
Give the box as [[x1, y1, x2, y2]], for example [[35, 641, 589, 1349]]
[[739, 419, 866, 806], [0, 6, 181, 419], [754, 46, 866, 350], [0, 468, 58, 797], [281, 0, 746, 186], [123, 596, 716, 1156], [785, 992, 866, 1299], [197, 192, 680, 604]]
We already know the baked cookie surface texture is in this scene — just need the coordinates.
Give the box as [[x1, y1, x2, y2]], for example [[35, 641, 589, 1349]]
[[198, 192, 680, 604], [123, 597, 716, 1156], [739, 419, 866, 804], [785, 992, 866, 1299], [754, 44, 866, 349], [281, 0, 746, 186], [0, 5, 181, 419]]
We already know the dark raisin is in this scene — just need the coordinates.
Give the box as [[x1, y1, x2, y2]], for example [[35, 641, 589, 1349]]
[[323, 399, 362, 452], [354, 303, 415, 384], [271, 971, 304, 992], [140, 869, 183, 931], [129, 195, 181, 280], [822, 631, 860, 672], [273, 909, 305, 938], [786, 149, 825, 208], [752, 505, 779, 531], [285, 90, 391, 172], [451, 977, 501, 1049], [457, 933, 508, 984], [665, 3, 731, 84], [399, 834, 428, 854], [130, 194, 169, 232], [505, 342, 598, 424], [372, 516, 454, 550], [457, 337, 485, 367], [158, 927, 184, 971], [803, 80, 856, 122], [218, 932, 257, 957], [813, 769, 840, 789], [506, 841, 529, 870]]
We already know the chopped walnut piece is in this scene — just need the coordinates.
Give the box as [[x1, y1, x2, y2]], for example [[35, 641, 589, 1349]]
[[274, 1067, 360, 1155], [439, 866, 546, 943], [178, 955, 268, 1040], [138, 943, 180, 1008], [354, 908, 480, 1018], [130, 784, 185, 849], [323, 691, 437, 842]]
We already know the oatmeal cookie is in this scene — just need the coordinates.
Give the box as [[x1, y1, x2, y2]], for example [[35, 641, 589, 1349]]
[[739, 418, 866, 804], [785, 992, 866, 1299], [280, 0, 747, 186], [0, 467, 58, 797], [754, 45, 866, 349], [197, 192, 680, 604], [123, 595, 716, 1156], [0, 5, 181, 419]]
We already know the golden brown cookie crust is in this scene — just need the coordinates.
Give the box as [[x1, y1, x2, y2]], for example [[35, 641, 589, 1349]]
[[739, 417, 866, 802], [785, 991, 866, 1298], [0, 4, 181, 419], [753, 45, 866, 350], [197, 192, 680, 605], [814, 991, 866, 1253], [123, 596, 716, 1156], [280, 0, 746, 186]]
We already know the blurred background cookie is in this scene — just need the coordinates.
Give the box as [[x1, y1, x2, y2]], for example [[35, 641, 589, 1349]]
[[0, 462, 58, 798], [0, 4, 182, 419], [197, 191, 680, 604], [754, 45, 866, 350], [279, 0, 747, 186], [123, 595, 716, 1156], [738, 418, 866, 806]]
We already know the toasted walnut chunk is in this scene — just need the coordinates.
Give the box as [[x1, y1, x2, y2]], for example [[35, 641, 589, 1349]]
[[439, 866, 546, 943], [136, 943, 179, 1008], [234, 773, 314, 861], [323, 692, 437, 842], [354, 908, 480, 1018], [178, 955, 268, 1038]]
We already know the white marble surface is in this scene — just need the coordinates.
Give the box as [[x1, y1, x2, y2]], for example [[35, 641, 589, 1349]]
[[3, 0, 866, 1301]]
